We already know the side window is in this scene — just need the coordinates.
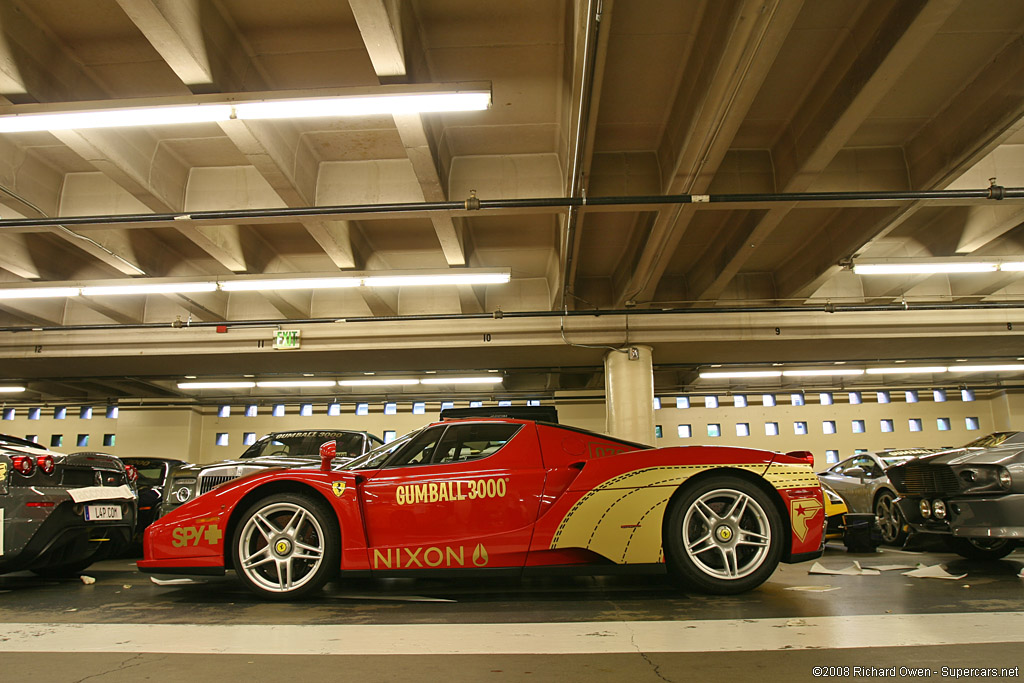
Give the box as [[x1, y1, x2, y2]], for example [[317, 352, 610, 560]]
[[385, 426, 448, 467], [851, 455, 879, 477], [431, 424, 521, 465], [830, 458, 855, 475]]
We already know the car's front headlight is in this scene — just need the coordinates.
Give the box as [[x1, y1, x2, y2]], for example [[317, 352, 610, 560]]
[[956, 465, 1013, 493], [170, 477, 196, 504]]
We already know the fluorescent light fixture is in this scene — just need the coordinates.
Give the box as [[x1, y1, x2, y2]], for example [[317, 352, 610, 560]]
[[947, 364, 1024, 373], [699, 371, 782, 379], [782, 369, 865, 377], [420, 377, 504, 385], [338, 379, 420, 387], [81, 282, 219, 296], [1000, 262, 1024, 271], [364, 273, 511, 287], [255, 380, 337, 388], [853, 262, 997, 275], [221, 277, 361, 292], [0, 385, 26, 393], [0, 286, 81, 300], [0, 85, 491, 133], [865, 366, 947, 375], [177, 381, 256, 389]]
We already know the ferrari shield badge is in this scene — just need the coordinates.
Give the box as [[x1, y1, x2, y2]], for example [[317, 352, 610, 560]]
[[332, 481, 346, 497]]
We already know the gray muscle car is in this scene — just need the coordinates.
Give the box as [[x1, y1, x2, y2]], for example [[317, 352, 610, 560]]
[[1, 435, 137, 576], [161, 429, 382, 516], [888, 432, 1024, 560]]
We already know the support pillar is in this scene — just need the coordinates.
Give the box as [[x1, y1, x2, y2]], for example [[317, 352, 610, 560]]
[[604, 344, 655, 445]]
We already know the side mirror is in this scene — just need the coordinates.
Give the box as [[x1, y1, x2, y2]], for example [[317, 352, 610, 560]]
[[319, 440, 336, 472], [844, 466, 866, 479]]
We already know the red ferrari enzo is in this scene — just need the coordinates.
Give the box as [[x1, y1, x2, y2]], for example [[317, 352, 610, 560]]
[[138, 417, 824, 598]]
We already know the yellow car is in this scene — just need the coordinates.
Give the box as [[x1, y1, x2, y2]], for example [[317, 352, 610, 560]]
[[822, 483, 849, 540]]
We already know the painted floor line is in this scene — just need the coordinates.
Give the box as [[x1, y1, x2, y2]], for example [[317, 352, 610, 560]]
[[1, 612, 1023, 655]]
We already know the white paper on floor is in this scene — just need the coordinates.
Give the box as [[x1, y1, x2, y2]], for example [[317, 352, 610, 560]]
[[902, 564, 967, 580], [150, 577, 206, 586], [859, 563, 916, 572], [808, 561, 880, 576], [784, 585, 841, 592]]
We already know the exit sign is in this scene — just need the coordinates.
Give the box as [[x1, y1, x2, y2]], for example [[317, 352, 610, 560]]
[[273, 330, 301, 350]]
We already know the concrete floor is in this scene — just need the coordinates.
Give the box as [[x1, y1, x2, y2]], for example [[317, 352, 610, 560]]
[[1, 544, 1022, 682]]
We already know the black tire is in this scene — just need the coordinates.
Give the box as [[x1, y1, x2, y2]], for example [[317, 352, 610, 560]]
[[874, 490, 907, 546], [31, 558, 94, 578], [231, 492, 340, 599], [949, 537, 1016, 561], [664, 475, 784, 594]]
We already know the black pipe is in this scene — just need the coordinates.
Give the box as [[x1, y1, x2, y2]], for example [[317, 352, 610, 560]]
[[0, 186, 1019, 231]]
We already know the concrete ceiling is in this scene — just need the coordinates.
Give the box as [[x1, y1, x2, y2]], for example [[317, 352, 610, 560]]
[[0, 0, 1023, 404]]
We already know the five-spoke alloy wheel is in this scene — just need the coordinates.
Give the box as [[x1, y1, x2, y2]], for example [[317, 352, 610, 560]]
[[665, 475, 783, 594], [232, 492, 339, 599], [874, 490, 907, 546]]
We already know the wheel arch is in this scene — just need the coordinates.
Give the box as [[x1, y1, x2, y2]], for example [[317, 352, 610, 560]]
[[223, 480, 339, 570], [661, 467, 793, 562], [872, 486, 896, 507]]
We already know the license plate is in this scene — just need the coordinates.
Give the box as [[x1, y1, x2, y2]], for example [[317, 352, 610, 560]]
[[84, 504, 122, 521]]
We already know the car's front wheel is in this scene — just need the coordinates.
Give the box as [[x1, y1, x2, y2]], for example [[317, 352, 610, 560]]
[[949, 537, 1016, 561], [664, 475, 783, 594], [874, 490, 907, 546], [232, 492, 339, 599]]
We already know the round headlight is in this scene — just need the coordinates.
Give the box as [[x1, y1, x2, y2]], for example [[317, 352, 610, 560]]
[[173, 486, 192, 504], [998, 469, 1012, 490], [932, 499, 947, 520], [919, 499, 932, 519]]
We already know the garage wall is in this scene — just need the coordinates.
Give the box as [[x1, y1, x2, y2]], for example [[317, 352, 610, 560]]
[[1, 389, 1019, 469]]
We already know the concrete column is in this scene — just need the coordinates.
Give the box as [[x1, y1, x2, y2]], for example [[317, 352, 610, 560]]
[[604, 344, 655, 444]]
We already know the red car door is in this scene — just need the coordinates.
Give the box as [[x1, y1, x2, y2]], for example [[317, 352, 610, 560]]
[[359, 421, 546, 570]]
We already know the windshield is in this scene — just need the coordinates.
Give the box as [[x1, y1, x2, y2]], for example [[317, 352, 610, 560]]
[[342, 430, 420, 470], [959, 431, 1024, 449], [879, 454, 917, 468], [241, 432, 366, 460]]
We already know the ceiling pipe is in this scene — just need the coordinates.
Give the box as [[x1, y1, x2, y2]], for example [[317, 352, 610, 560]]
[[3, 299, 1023, 333]]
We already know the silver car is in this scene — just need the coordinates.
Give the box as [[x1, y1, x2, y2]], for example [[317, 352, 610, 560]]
[[1, 435, 137, 576], [818, 449, 937, 545]]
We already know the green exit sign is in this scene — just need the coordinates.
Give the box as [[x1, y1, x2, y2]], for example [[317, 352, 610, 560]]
[[273, 329, 301, 350]]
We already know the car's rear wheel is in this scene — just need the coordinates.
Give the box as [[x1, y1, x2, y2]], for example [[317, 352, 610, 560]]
[[874, 490, 907, 546], [664, 475, 783, 594], [232, 492, 339, 599], [949, 537, 1015, 561]]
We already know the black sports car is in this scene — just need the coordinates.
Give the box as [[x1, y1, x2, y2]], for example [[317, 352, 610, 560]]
[[119, 456, 188, 543], [888, 432, 1024, 560]]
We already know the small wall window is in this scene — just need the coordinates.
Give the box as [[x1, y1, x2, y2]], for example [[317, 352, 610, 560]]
[[498, 400, 512, 407], [413, 402, 426, 415], [655, 425, 664, 439], [905, 390, 918, 403], [762, 394, 776, 407], [735, 423, 750, 437], [356, 403, 369, 416], [328, 403, 341, 416], [822, 420, 836, 435], [215, 433, 229, 446], [246, 404, 258, 417], [880, 419, 894, 433], [28, 407, 40, 421], [678, 424, 692, 438], [273, 404, 285, 417], [384, 403, 397, 415], [765, 422, 779, 436], [102, 434, 115, 447], [909, 418, 922, 432], [733, 395, 748, 408], [469, 401, 483, 408], [965, 416, 980, 431], [932, 389, 947, 402], [243, 432, 256, 445], [2, 408, 13, 420], [877, 391, 890, 404], [218, 405, 231, 418], [937, 417, 951, 431], [825, 450, 839, 464], [794, 421, 808, 435], [653, 398, 662, 410], [441, 401, 455, 411], [855, 448, 869, 453], [26, 434, 38, 443], [852, 419, 865, 434], [705, 396, 719, 409], [383, 430, 397, 443], [50, 434, 63, 447], [791, 393, 805, 406], [849, 391, 862, 405], [527, 399, 540, 406], [676, 397, 690, 409], [300, 403, 313, 417], [819, 392, 833, 406], [80, 407, 93, 420], [106, 406, 119, 419], [77, 434, 89, 447], [707, 423, 721, 437], [54, 407, 66, 420], [961, 389, 975, 402]]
